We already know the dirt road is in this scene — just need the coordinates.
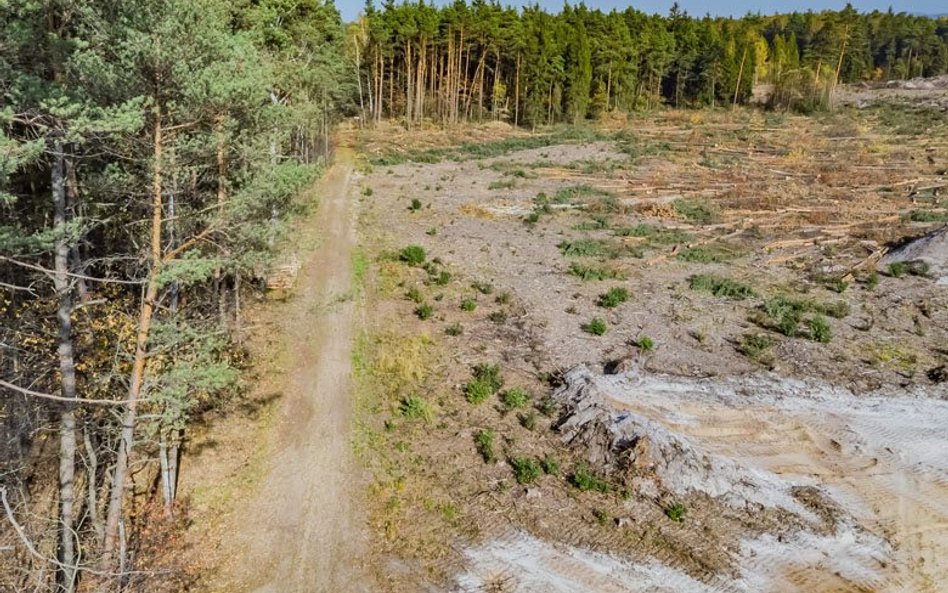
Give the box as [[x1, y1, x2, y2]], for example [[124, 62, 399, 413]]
[[212, 146, 370, 593]]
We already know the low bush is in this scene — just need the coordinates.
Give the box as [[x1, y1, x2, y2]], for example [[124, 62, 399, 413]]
[[665, 503, 686, 522], [673, 198, 716, 224], [399, 245, 427, 266], [460, 298, 477, 312], [445, 322, 463, 336], [888, 260, 930, 278], [677, 244, 739, 263], [465, 363, 504, 404], [597, 287, 630, 308], [405, 286, 424, 303], [809, 314, 832, 343], [571, 465, 611, 493], [501, 387, 531, 410], [414, 303, 433, 320], [409, 198, 422, 211], [568, 262, 626, 281], [510, 457, 543, 485], [583, 317, 608, 336], [474, 429, 496, 463], [399, 395, 432, 422], [688, 274, 755, 299], [540, 455, 560, 475], [739, 333, 774, 361], [636, 336, 655, 351]]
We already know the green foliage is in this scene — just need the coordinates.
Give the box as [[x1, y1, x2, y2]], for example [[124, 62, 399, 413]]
[[665, 503, 687, 522], [488, 179, 516, 190], [568, 262, 626, 281], [405, 286, 424, 303], [445, 322, 464, 336], [362, 186, 374, 196], [571, 465, 611, 493], [510, 457, 543, 485], [756, 295, 849, 337], [399, 245, 427, 266], [597, 287, 630, 308], [906, 209, 948, 223], [501, 388, 531, 411], [540, 455, 560, 475], [739, 333, 774, 362], [519, 411, 538, 430], [888, 260, 930, 278], [460, 298, 477, 312], [399, 395, 433, 422], [495, 292, 512, 305], [583, 317, 608, 336], [688, 274, 755, 299], [474, 429, 496, 463], [614, 224, 693, 245], [677, 244, 740, 263], [536, 395, 558, 417], [465, 363, 504, 404], [809, 314, 832, 343], [409, 198, 422, 211], [414, 303, 434, 320], [636, 336, 655, 351], [471, 281, 494, 295], [673, 199, 717, 224], [488, 310, 508, 323]]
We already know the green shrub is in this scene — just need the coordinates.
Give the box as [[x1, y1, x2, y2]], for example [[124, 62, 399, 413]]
[[888, 260, 930, 278], [409, 198, 422, 211], [488, 179, 516, 190], [501, 387, 531, 410], [688, 274, 755, 299], [906, 209, 948, 223], [425, 227, 438, 236], [524, 211, 541, 225], [739, 333, 774, 361], [431, 270, 452, 286], [405, 286, 424, 303], [809, 314, 832, 343], [558, 239, 609, 258], [568, 262, 626, 282], [399, 245, 427, 266], [466, 363, 503, 404], [362, 186, 373, 196], [574, 216, 610, 231], [597, 287, 630, 308], [540, 455, 560, 476], [673, 198, 716, 224], [865, 271, 879, 290], [665, 503, 686, 523], [510, 457, 542, 485], [592, 508, 610, 526], [495, 291, 512, 305], [519, 411, 538, 430], [460, 298, 477, 312], [636, 336, 655, 351], [583, 317, 608, 336], [414, 303, 433, 320], [488, 310, 508, 323], [474, 429, 496, 463], [571, 465, 610, 493], [471, 281, 494, 294], [445, 322, 463, 336], [677, 244, 739, 263], [399, 395, 432, 422], [614, 224, 694, 244]]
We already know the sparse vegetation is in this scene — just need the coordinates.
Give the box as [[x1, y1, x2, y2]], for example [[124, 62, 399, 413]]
[[509, 457, 543, 485], [888, 260, 930, 278], [445, 322, 464, 336], [571, 465, 611, 493], [414, 303, 434, 320], [501, 387, 531, 411], [399, 245, 427, 266], [583, 317, 608, 336], [597, 287, 630, 308], [399, 395, 433, 422], [540, 455, 560, 475], [568, 262, 626, 281], [677, 243, 740, 263], [665, 503, 687, 523], [636, 336, 655, 351], [460, 298, 477, 312], [673, 198, 716, 224], [688, 274, 755, 299], [739, 333, 774, 362], [465, 363, 504, 404], [409, 198, 422, 211], [474, 429, 496, 463]]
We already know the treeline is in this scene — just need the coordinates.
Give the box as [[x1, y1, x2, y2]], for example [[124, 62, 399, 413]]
[[0, 1, 351, 591], [350, 1, 948, 123]]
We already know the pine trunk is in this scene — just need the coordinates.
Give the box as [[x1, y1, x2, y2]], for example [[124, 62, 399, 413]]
[[52, 137, 78, 593]]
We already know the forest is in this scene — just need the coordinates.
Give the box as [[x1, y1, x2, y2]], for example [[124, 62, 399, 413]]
[[1, 0, 946, 592], [354, 1, 948, 122]]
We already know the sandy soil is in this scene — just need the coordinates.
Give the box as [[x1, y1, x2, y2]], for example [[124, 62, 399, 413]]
[[190, 146, 372, 593]]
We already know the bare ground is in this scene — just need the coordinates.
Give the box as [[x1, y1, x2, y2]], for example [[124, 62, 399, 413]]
[[182, 145, 372, 593], [352, 108, 947, 592]]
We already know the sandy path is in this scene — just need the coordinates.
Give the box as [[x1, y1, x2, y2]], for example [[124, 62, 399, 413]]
[[217, 146, 371, 593]]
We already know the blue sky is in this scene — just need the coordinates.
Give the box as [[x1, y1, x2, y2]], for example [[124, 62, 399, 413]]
[[336, 1, 944, 22]]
